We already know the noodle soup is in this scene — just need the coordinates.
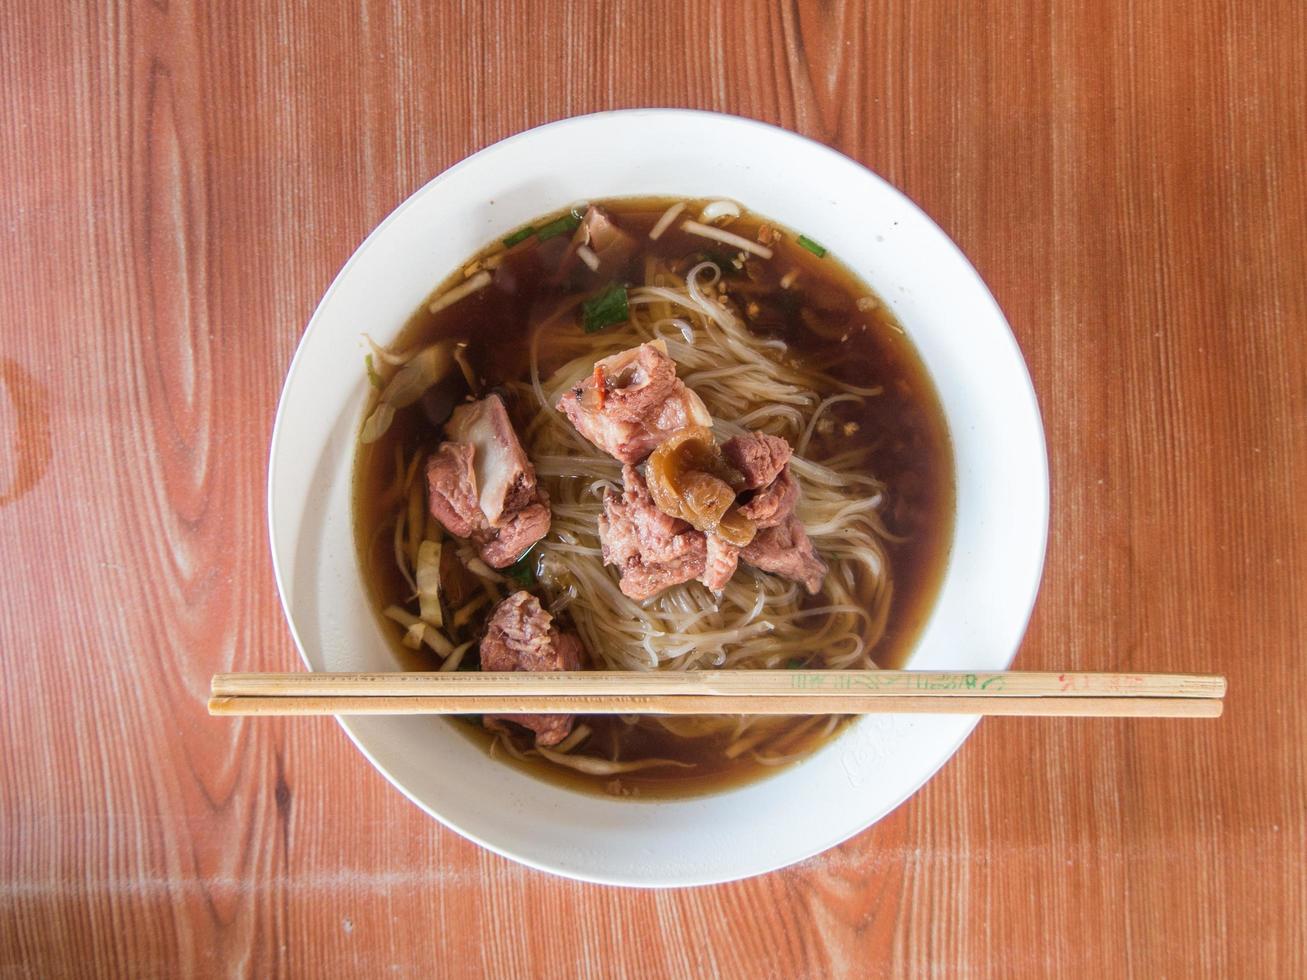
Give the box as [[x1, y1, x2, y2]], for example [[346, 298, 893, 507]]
[[353, 198, 954, 797]]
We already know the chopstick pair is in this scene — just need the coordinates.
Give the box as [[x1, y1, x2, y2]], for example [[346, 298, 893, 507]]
[[208, 670, 1226, 718]]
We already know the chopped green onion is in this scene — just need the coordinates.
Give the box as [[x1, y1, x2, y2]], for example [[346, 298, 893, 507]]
[[502, 225, 537, 248], [506, 551, 537, 588], [581, 283, 629, 333], [365, 353, 383, 389], [537, 211, 582, 242], [797, 235, 827, 258]]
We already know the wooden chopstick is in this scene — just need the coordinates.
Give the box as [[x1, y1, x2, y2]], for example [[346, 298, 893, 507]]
[[207, 671, 1225, 719], [208, 694, 1221, 717], [212, 670, 1224, 699]]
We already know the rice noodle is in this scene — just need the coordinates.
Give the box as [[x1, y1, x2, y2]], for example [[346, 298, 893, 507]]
[[576, 244, 600, 272], [649, 201, 685, 240], [383, 605, 453, 657], [534, 746, 695, 775], [405, 474, 426, 572], [680, 220, 774, 259], [440, 640, 474, 672], [651, 317, 695, 346], [797, 394, 865, 456], [428, 270, 491, 315], [452, 593, 490, 629], [723, 725, 778, 759], [392, 510, 416, 594], [453, 342, 479, 392], [550, 723, 592, 754]]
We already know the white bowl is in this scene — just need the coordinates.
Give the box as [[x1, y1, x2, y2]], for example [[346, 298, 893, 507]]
[[269, 110, 1048, 887]]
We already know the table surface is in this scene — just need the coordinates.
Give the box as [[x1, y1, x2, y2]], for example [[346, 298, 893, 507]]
[[3, 2, 1304, 976]]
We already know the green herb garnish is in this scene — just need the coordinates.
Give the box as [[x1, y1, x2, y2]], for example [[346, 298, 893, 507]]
[[581, 283, 629, 333], [365, 353, 383, 389], [797, 235, 827, 258], [502, 225, 537, 248], [786, 658, 806, 669], [506, 551, 537, 588], [537, 210, 582, 242]]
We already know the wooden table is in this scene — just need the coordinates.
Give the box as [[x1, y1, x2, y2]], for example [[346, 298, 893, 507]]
[[3, 2, 1303, 976]]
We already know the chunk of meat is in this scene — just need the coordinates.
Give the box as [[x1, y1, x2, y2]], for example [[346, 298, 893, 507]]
[[476, 503, 552, 568], [426, 394, 550, 568], [741, 513, 828, 594], [737, 466, 799, 528], [722, 431, 792, 489], [444, 394, 536, 524], [425, 442, 481, 539], [723, 430, 800, 529], [480, 591, 583, 747], [563, 206, 637, 275], [594, 343, 676, 422], [556, 342, 712, 464], [598, 465, 708, 600], [480, 591, 582, 673], [700, 534, 740, 592]]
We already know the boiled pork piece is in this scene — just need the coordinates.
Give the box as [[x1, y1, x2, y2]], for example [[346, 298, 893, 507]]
[[426, 394, 550, 567], [700, 533, 741, 592], [722, 431, 827, 591], [597, 464, 708, 600], [479, 591, 583, 747], [740, 513, 828, 595], [722, 430, 791, 489], [556, 341, 711, 465], [723, 431, 800, 530]]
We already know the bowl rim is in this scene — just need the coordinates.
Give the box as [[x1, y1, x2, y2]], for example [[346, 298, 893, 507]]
[[266, 108, 1049, 886]]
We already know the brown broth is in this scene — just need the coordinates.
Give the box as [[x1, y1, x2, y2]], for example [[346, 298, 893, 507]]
[[352, 197, 954, 798]]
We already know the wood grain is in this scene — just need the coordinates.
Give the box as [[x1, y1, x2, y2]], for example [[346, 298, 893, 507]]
[[1, 0, 1304, 976]]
